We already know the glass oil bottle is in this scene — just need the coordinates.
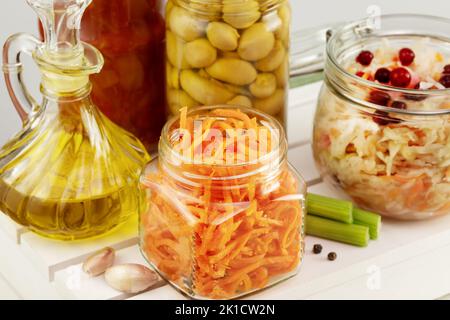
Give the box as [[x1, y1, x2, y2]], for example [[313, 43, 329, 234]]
[[0, 0, 150, 240]]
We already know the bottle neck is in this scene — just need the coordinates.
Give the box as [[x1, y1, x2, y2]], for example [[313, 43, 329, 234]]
[[41, 79, 92, 104], [31, 0, 90, 58]]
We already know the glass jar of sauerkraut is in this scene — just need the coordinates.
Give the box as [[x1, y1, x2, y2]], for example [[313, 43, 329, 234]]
[[313, 15, 450, 220], [165, 0, 291, 127], [140, 106, 306, 299]]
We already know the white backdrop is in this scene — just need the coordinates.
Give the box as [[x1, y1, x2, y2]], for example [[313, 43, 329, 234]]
[[0, 0, 449, 146]]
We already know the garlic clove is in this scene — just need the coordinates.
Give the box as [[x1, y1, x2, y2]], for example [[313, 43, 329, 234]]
[[105, 264, 159, 294], [82, 247, 115, 277]]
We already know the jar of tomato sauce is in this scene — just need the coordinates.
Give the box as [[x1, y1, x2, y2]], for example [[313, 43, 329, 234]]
[[80, 0, 167, 151]]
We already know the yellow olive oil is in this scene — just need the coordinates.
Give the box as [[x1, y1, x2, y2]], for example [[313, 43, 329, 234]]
[[0, 0, 150, 240], [0, 179, 140, 240], [0, 104, 149, 240]]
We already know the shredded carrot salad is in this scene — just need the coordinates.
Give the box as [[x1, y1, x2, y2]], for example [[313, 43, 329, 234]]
[[141, 108, 304, 299]]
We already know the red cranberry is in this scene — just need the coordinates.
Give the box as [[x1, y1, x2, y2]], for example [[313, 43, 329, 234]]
[[390, 101, 407, 110], [356, 71, 365, 77], [372, 111, 391, 126], [390, 67, 412, 88], [399, 48, 415, 66], [403, 83, 427, 101], [372, 110, 402, 126], [356, 50, 374, 66], [374, 68, 391, 83], [440, 74, 450, 88], [368, 91, 391, 106], [443, 65, 450, 74]]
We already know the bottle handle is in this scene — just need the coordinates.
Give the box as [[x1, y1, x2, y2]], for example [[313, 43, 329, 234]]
[[2, 33, 41, 124]]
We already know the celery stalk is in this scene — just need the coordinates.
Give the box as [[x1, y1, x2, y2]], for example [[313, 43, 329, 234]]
[[353, 208, 381, 240], [306, 215, 369, 247], [306, 193, 353, 224]]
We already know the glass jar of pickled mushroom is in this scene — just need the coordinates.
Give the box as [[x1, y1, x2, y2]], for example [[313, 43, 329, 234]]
[[140, 106, 306, 299], [165, 0, 291, 127], [313, 15, 450, 220], [80, 0, 167, 151]]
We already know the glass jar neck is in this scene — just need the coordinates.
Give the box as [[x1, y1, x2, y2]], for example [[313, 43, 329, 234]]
[[158, 149, 288, 192], [174, 0, 286, 15], [325, 14, 450, 116], [41, 82, 92, 106], [156, 106, 288, 191]]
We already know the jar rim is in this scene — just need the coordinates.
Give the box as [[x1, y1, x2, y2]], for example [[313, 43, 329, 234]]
[[174, 0, 286, 15], [327, 14, 450, 116], [157, 105, 288, 182]]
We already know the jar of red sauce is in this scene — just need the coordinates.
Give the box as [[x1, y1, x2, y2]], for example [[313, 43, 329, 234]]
[[80, 0, 167, 151]]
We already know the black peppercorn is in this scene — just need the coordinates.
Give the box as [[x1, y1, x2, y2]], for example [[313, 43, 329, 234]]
[[313, 244, 323, 254], [328, 252, 337, 261]]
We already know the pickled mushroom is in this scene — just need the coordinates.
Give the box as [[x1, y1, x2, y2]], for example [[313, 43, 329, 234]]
[[255, 40, 286, 72], [169, 6, 206, 41], [250, 73, 277, 98], [206, 58, 257, 86], [168, 89, 199, 114], [238, 23, 275, 61], [167, 31, 191, 69], [227, 95, 253, 108], [206, 22, 240, 52], [184, 38, 217, 68], [180, 70, 235, 105], [222, 0, 261, 29], [253, 89, 285, 115]]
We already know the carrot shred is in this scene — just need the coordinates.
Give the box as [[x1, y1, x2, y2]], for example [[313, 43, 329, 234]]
[[141, 108, 304, 299]]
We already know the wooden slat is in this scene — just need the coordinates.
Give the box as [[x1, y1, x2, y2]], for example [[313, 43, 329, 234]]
[[0, 224, 60, 299], [53, 246, 165, 300], [288, 82, 322, 110], [0, 214, 28, 244], [20, 217, 139, 281], [287, 84, 318, 147], [288, 144, 321, 185], [287, 105, 315, 148], [305, 242, 450, 300], [308, 182, 351, 200], [128, 283, 186, 300], [0, 273, 21, 300]]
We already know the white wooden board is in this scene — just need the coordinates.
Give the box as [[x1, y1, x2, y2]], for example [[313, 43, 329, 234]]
[[1, 81, 450, 300]]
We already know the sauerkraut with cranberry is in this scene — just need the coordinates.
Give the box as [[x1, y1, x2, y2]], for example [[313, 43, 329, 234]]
[[313, 39, 450, 220]]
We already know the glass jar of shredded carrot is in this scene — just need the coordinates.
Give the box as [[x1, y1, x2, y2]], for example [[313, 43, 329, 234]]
[[140, 106, 306, 299]]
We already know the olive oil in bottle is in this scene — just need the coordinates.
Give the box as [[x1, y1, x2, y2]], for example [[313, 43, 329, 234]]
[[0, 0, 150, 240]]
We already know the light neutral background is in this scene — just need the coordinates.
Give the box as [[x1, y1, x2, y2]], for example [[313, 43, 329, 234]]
[[0, 0, 449, 299]]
